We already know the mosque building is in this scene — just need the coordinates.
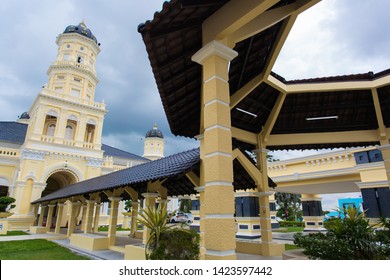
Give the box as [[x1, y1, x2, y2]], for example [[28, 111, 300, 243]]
[[0, 22, 162, 230]]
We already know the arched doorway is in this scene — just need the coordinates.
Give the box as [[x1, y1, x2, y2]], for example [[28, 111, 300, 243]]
[[42, 170, 78, 197], [40, 170, 79, 228]]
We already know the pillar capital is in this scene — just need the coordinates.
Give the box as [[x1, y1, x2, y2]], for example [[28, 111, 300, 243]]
[[47, 204, 56, 208], [108, 197, 122, 202], [192, 40, 238, 65], [194, 186, 205, 193], [142, 192, 159, 198], [301, 194, 322, 202], [254, 191, 274, 197], [252, 148, 270, 154]]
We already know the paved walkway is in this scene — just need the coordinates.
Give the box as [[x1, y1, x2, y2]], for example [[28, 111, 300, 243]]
[[0, 230, 294, 260]]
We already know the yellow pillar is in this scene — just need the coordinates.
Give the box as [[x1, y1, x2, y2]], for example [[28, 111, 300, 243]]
[[15, 179, 34, 215], [84, 200, 95, 233], [192, 40, 238, 260], [301, 194, 325, 231], [54, 203, 64, 234], [130, 201, 139, 238], [45, 205, 56, 231], [93, 202, 101, 233], [67, 201, 80, 237], [38, 205, 46, 226], [254, 146, 282, 256], [142, 193, 158, 244], [377, 145, 390, 189], [80, 203, 87, 231], [107, 197, 121, 246], [33, 204, 39, 226]]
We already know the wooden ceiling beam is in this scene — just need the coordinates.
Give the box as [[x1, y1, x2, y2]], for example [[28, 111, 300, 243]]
[[267, 129, 380, 146], [202, 0, 279, 44], [261, 91, 287, 144]]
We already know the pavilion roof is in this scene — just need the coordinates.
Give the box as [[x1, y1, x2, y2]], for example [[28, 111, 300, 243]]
[[33, 147, 276, 204], [138, 0, 390, 151]]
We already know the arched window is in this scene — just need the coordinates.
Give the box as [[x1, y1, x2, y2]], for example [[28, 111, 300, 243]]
[[65, 125, 74, 140], [47, 124, 56, 137]]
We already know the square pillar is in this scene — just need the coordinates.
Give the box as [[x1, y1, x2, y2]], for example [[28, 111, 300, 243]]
[[45, 205, 56, 231], [93, 202, 101, 233], [254, 148, 284, 256], [130, 202, 139, 238], [107, 197, 121, 246], [301, 194, 325, 231], [54, 203, 65, 234], [38, 205, 47, 226], [84, 200, 95, 233], [67, 201, 80, 237], [377, 144, 390, 189], [142, 193, 158, 244], [192, 40, 238, 260], [80, 203, 87, 231]]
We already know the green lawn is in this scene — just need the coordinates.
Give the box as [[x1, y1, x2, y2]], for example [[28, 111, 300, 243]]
[[0, 231, 30, 236], [0, 239, 90, 260], [274, 226, 304, 233], [285, 244, 300, 251], [98, 226, 130, 232]]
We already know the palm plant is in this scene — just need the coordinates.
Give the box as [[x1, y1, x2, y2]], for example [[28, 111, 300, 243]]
[[135, 204, 173, 259]]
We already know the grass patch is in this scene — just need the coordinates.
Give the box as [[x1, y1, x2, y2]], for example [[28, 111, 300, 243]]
[[274, 226, 304, 233], [285, 244, 300, 251], [0, 231, 30, 236], [0, 239, 90, 260], [98, 226, 130, 232]]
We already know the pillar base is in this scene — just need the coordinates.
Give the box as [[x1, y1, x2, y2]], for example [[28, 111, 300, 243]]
[[70, 233, 109, 251], [236, 241, 285, 256], [303, 216, 326, 232], [29, 226, 48, 234], [0, 218, 10, 234], [7, 214, 36, 230], [124, 244, 146, 260]]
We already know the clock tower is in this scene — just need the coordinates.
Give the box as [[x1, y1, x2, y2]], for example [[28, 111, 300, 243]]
[[11, 21, 107, 225]]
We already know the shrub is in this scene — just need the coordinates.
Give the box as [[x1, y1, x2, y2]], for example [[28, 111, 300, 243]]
[[0, 197, 16, 212], [294, 207, 390, 260], [279, 221, 304, 227], [148, 228, 200, 260], [136, 204, 200, 260]]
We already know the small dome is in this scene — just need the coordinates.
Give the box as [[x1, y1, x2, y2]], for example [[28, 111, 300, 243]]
[[145, 124, 164, 139], [63, 21, 99, 45], [19, 112, 30, 120]]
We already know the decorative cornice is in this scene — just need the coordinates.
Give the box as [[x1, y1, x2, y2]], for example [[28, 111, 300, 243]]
[[20, 149, 48, 161], [86, 157, 105, 167]]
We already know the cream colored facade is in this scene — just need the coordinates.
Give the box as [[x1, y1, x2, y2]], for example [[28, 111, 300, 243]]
[[0, 22, 149, 230]]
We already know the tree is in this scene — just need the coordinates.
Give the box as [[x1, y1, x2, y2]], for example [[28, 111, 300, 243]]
[[179, 199, 191, 213], [275, 192, 302, 221], [0, 196, 16, 212]]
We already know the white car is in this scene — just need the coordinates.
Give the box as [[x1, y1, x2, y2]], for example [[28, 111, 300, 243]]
[[170, 212, 192, 223]]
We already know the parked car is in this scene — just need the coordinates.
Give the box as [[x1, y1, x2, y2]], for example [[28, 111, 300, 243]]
[[170, 212, 192, 223]]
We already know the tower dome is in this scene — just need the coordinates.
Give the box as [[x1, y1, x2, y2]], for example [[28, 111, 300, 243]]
[[63, 21, 99, 45], [145, 123, 164, 139], [19, 112, 30, 120]]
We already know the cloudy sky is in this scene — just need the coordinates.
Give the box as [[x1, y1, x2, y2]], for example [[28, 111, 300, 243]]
[[0, 0, 388, 208]]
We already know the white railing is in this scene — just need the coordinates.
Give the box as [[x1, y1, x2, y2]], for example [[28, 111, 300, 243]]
[[41, 88, 105, 110], [0, 148, 19, 157]]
